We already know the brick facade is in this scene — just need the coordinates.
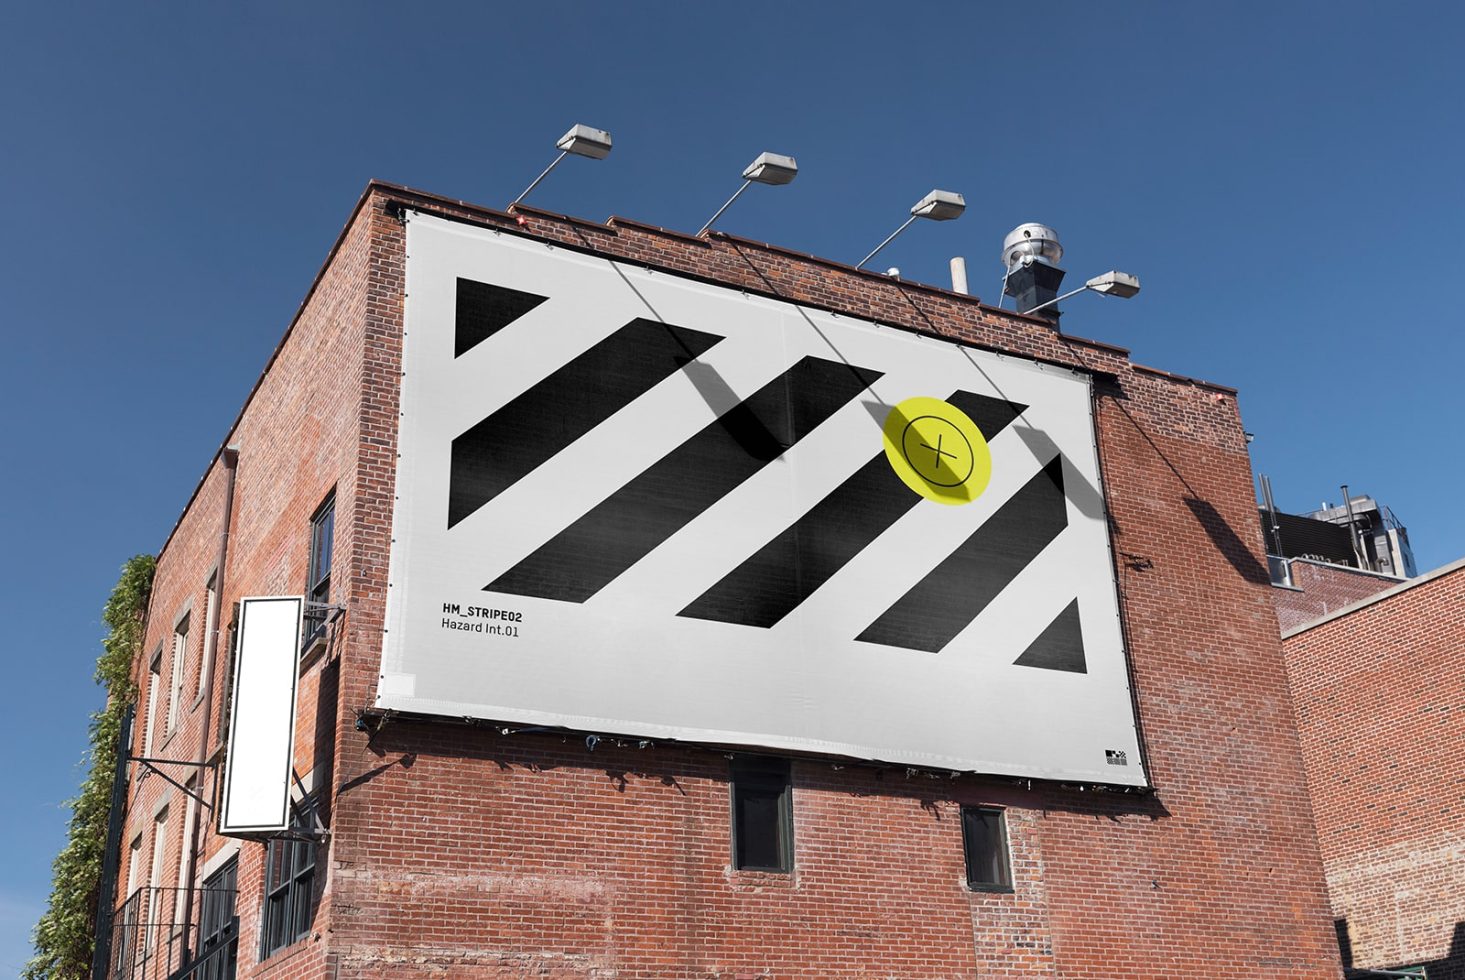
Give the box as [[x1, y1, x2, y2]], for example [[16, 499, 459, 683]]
[[110, 182, 1343, 978], [1282, 561, 1465, 978], [1273, 558, 1405, 634]]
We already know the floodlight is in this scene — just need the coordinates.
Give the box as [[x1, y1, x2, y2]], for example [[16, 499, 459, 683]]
[[1021, 270, 1142, 316], [512, 123, 613, 206], [743, 151, 798, 185], [856, 189, 966, 270], [910, 189, 966, 221], [556, 124, 613, 160], [1084, 270, 1141, 299], [697, 151, 799, 235]]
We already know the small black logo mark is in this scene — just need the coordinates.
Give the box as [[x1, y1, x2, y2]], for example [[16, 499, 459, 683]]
[[1105, 749, 1128, 766]]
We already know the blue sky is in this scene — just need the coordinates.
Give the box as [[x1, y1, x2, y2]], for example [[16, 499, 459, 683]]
[[2, 2, 1462, 971]]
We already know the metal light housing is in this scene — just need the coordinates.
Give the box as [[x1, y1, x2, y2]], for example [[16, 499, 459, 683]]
[[911, 189, 966, 221], [556, 124, 613, 160], [1084, 271, 1141, 299], [742, 152, 798, 185]]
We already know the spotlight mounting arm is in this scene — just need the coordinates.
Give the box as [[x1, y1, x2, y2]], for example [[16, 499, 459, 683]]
[[698, 152, 798, 235], [512, 123, 613, 207], [1019, 271, 1141, 316], [856, 189, 966, 270]]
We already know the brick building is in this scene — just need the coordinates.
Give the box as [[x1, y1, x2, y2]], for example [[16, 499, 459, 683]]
[[1273, 558, 1405, 634], [99, 180, 1346, 979], [1281, 559, 1465, 980]]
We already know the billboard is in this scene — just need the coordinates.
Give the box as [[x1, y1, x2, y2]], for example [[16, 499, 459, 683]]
[[378, 212, 1147, 786], [219, 596, 302, 834]]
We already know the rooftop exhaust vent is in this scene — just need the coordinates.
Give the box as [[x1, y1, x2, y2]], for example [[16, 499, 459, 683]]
[[998, 223, 1140, 328], [1002, 222, 1063, 272], [1001, 222, 1067, 323]]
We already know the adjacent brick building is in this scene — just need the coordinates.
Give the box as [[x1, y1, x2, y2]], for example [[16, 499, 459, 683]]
[[1274, 558, 1405, 634], [101, 180, 1345, 979], [1282, 559, 1465, 979]]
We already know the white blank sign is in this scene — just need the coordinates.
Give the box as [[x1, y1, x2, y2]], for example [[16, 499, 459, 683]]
[[218, 596, 302, 835]]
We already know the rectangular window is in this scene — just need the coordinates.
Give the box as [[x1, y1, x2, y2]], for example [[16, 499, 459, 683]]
[[305, 494, 334, 642], [143, 649, 163, 757], [730, 757, 792, 873], [174, 776, 197, 924], [261, 799, 318, 958], [167, 615, 190, 733], [197, 858, 239, 980], [197, 573, 218, 703], [119, 832, 144, 972], [961, 806, 1013, 891], [126, 832, 143, 898], [146, 806, 169, 948]]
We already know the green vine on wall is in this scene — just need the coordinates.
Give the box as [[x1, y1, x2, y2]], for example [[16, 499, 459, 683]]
[[25, 554, 155, 980]]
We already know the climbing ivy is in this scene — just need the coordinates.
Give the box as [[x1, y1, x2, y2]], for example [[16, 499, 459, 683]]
[[26, 554, 155, 980]]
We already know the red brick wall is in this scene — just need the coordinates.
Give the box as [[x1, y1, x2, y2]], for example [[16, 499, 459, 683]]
[[115, 187, 378, 978], [1282, 563, 1465, 978], [329, 187, 1340, 978], [1273, 559, 1404, 633], [119, 183, 1344, 979]]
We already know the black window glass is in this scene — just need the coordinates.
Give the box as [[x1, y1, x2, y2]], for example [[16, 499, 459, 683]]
[[962, 806, 1012, 890], [309, 496, 334, 602], [197, 857, 238, 980], [261, 800, 318, 958], [305, 494, 334, 640], [731, 758, 791, 872]]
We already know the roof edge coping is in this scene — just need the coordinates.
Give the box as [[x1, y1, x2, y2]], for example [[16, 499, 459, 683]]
[[1282, 555, 1465, 638]]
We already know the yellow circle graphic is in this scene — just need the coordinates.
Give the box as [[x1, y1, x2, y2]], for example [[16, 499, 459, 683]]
[[882, 397, 992, 505]]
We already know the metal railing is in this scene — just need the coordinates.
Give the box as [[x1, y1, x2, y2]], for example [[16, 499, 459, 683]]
[[104, 886, 236, 980]]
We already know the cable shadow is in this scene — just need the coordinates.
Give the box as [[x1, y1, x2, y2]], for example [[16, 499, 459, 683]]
[[723, 240, 891, 415]]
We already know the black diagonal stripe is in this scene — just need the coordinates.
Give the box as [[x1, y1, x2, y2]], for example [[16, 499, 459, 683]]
[[678, 391, 1026, 629], [856, 456, 1068, 653], [448, 319, 722, 528], [487, 357, 881, 603], [1013, 599, 1086, 673], [455, 278, 549, 357]]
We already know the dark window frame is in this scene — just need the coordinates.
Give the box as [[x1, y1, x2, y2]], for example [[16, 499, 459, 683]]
[[260, 799, 318, 959], [961, 805, 1013, 892], [196, 856, 238, 980], [304, 493, 335, 643], [730, 757, 793, 873]]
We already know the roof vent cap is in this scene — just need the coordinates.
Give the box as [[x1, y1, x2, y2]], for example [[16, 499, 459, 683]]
[[1002, 222, 1063, 272]]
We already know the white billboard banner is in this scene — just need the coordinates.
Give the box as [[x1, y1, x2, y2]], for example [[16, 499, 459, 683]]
[[379, 212, 1147, 786], [219, 596, 302, 834]]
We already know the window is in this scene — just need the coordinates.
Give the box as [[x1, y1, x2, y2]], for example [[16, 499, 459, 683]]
[[261, 799, 318, 958], [305, 494, 334, 641], [197, 573, 218, 702], [174, 776, 197, 924], [730, 757, 792, 872], [126, 832, 143, 898], [167, 615, 190, 733], [143, 649, 163, 758], [146, 806, 169, 949], [961, 806, 1013, 891], [119, 832, 144, 972], [197, 858, 238, 980]]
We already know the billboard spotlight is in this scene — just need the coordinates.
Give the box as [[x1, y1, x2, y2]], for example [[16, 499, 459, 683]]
[[856, 189, 966, 270], [512, 123, 613, 207], [697, 151, 799, 235], [1021, 271, 1142, 316]]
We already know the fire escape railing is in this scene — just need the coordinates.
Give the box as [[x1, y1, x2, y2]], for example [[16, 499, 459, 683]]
[[103, 885, 237, 980]]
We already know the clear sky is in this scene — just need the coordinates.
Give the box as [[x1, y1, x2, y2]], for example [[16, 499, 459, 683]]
[[3, 2, 1462, 971]]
